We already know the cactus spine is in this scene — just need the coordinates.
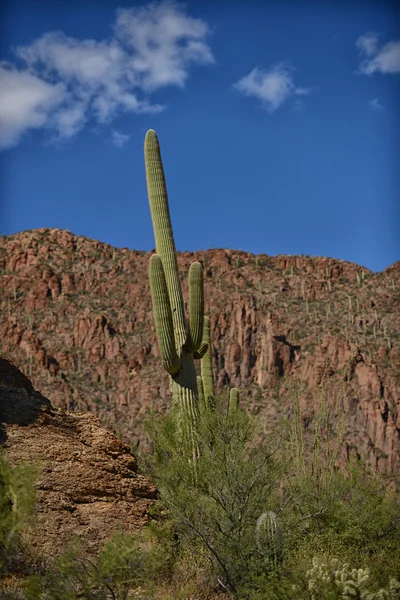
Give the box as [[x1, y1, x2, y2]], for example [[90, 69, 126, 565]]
[[145, 129, 208, 454]]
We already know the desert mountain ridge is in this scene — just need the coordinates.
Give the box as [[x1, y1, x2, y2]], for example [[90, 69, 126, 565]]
[[0, 227, 399, 488]]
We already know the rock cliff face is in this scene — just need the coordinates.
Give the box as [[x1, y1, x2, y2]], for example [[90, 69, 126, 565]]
[[0, 356, 156, 558], [0, 229, 399, 487]]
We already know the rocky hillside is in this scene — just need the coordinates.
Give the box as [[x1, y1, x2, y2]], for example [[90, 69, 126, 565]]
[[0, 228, 399, 487], [0, 355, 156, 560]]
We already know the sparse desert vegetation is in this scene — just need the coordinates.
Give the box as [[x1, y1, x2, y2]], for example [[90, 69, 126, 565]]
[[0, 129, 399, 599]]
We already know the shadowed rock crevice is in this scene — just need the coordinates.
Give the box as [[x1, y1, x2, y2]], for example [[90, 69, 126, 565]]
[[0, 356, 53, 442]]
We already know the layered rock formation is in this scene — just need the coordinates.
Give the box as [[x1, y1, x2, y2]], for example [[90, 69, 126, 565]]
[[0, 228, 399, 487], [0, 356, 156, 558]]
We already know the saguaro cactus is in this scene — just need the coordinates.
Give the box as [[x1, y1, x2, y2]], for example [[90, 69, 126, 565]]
[[145, 129, 208, 453]]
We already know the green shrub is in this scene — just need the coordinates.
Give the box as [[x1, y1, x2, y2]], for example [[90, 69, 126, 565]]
[[0, 450, 38, 576], [141, 360, 400, 599], [24, 528, 172, 600], [142, 393, 285, 597], [275, 364, 400, 592]]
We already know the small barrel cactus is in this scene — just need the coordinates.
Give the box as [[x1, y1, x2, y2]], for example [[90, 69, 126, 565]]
[[255, 510, 283, 568]]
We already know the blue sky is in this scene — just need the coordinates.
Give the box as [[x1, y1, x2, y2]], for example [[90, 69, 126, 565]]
[[0, 0, 399, 272]]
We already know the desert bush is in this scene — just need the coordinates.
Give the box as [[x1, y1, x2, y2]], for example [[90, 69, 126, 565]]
[[0, 447, 175, 600], [0, 450, 38, 577], [274, 362, 400, 592], [142, 393, 286, 597], [23, 528, 173, 600], [141, 357, 400, 599]]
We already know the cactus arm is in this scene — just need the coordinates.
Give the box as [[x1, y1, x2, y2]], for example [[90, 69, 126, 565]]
[[228, 388, 239, 413], [197, 376, 205, 410], [201, 316, 215, 401], [194, 341, 208, 359], [144, 129, 187, 349], [149, 254, 181, 376], [187, 262, 204, 352]]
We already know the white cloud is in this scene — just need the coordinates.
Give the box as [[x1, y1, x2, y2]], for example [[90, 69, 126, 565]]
[[0, 1, 214, 150], [357, 33, 400, 75], [0, 63, 66, 148], [114, 1, 215, 91], [16, 33, 126, 84], [53, 101, 89, 138], [233, 63, 310, 113], [294, 86, 311, 96], [111, 129, 130, 147], [369, 98, 385, 110], [356, 32, 379, 57]]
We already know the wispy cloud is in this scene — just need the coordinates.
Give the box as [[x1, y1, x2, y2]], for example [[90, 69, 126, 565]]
[[291, 98, 305, 112], [0, 1, 214, 150], [356, 32, 379, 58], [114, 3, 215, 91], [357, 32, 400, 75], [369, 98, 385, 111], [233, 63, 311, 113], [0, 65, 66, 149], [111, 129, 131, 147]]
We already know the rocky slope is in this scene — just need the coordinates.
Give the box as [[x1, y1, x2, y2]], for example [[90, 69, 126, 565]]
[[0, 228, 399, 487], [0, 355, 156, 559]]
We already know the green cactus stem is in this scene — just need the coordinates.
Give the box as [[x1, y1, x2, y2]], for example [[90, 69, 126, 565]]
[[197, 376, 205, 411], [145, 129, 207, 455], [188, 262, 204, 352], [149, 254, 180, 376], [228, 388, 239, 413], [200, 316, 215, 407]]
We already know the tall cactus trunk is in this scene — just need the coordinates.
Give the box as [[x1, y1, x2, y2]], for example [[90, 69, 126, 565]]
[[171, 355, 199, 457], [145, 130, 208, 458]]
